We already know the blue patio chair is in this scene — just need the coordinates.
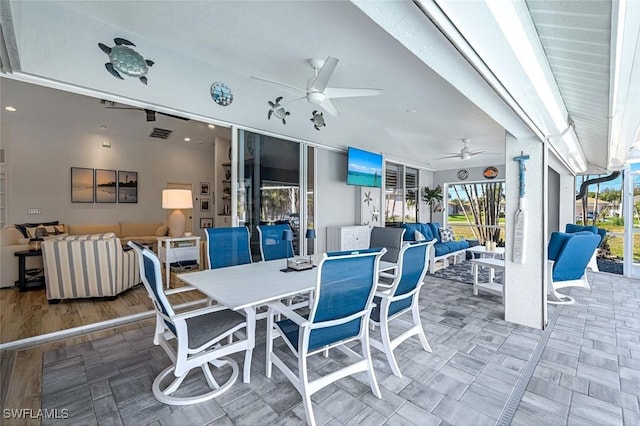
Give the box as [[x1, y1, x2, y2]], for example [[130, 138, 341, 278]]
[[369, 239, 436, 377], [256, 224, 294, 261], [128, 241, 253, 405], [565, 223, 606, 272], [265, 248, 387, 426], [205, 227, 252, 269], [547, 231, 601, 305]]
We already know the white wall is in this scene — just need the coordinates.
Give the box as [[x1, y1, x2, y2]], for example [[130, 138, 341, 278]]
[[504, 132, 546, 329], [3, 117, 215, 229], [315, 149, 358, 252]]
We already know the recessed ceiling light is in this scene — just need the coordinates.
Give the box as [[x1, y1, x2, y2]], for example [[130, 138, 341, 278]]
[[4, 106, 16, 112], [184, 137, 191, 142], [406, 109, 417, 114], [208, 124, 215, 129], [100, 125, 107, 130]]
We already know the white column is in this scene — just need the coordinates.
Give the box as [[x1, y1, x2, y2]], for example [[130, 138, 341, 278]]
[[504, 132, 547, 329]]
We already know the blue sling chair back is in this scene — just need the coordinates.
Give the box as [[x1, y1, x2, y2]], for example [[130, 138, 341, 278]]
[[205, 226, 252, 269], [265, 247, 386, 426], [369, 238, 436, 377], [256, 223, 294, 261], [127, 241, 252, 405], [547, 231, 601, 305]]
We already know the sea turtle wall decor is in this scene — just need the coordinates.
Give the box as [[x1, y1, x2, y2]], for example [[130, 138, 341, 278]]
[[267, 96, 290, 125], [310, 110, 326, 130], [98, 38, 154, 84]]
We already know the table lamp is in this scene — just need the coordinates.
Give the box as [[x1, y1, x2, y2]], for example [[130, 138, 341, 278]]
[[281, 229, 293, 267], [162, 189, 193, 237], [305, 229, 316, 263]]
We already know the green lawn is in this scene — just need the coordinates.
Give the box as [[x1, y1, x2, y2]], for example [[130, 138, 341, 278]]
[[447, 215, 640, 261]]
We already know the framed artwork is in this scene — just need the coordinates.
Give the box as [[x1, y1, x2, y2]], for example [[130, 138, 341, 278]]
[[71, 167, 94, 203], [200, 198, 210, 212], [118, 171, 138, 203], [200, 182, 210, 195], [94, 169, 117, 203], [200, 217, 213, 228]]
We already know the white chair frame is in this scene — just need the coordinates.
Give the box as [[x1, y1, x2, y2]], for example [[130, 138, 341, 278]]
[[547, 259, 591, 305], [130, 242, 253, 405], [370, 239, 435, 377], [265, 250, 385, 426]]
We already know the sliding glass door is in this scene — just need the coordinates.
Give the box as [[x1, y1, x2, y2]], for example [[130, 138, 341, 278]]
[[235, 130, 315, 259]]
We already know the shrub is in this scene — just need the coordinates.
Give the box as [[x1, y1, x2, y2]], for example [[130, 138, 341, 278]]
[[611, 216, 624, 226]]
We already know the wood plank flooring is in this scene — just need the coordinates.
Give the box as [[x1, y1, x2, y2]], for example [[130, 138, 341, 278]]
[[0, 270, 204, 344]]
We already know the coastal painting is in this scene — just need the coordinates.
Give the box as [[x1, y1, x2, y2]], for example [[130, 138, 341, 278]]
[[71, 167, 94, 203], [95, 169, 117, 203], [347, 147, 383, 188], [118, 171, 138, 203]]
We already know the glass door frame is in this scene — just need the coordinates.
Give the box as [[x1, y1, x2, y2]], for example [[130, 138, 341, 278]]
[[623, 163, 640, 277]]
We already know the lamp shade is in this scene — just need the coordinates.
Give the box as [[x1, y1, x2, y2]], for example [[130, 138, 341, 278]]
[[305, 229, 316, 239], [281, 229, 293, 241], [162, 189, 193, 209]]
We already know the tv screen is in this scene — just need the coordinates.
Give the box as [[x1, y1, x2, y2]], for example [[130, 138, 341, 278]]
[[347, 147, 383, 188]]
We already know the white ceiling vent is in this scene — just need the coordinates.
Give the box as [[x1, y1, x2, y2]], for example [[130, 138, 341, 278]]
[[149, 128, 172, 139]]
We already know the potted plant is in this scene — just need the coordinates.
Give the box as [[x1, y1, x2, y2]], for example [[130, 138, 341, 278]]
[[422, 185, 443, 222]]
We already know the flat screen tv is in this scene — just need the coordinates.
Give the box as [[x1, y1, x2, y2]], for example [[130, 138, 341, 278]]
[[346, 147, 383, 188]]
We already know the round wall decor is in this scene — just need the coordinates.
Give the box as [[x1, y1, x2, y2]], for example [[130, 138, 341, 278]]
[[456, 169, 469, 180], [483, 166, 499, 179], [210, 81, 233, 106]]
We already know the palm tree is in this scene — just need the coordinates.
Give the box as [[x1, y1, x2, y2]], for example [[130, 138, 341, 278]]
[[421, 185, 443, 222]]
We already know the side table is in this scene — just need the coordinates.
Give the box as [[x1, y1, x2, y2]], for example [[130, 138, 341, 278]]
[[14, 250, 46, 292], [157, 236, 201, 289]]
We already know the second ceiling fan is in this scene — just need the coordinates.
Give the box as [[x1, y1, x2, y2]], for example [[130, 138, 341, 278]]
[[251, 56, 382, 116], [436, 139, 489, 160]]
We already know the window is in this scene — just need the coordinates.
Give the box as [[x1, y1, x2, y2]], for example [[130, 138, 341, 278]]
[[384, 163, 418, 225]]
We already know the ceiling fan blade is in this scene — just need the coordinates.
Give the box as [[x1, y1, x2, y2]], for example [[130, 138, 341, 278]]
[[280, 96, 307, 106], [324, 87, 382, 99], [309, 57, 338, 92], [319, 98, 340, 116], [434, 154, 462, 160], [250, 75, 308, 93], [469, 149, 489, 155]]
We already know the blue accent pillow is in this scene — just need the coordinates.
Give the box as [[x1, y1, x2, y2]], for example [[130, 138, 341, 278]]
[[565, 223, 598, 235], [428, 223, 442, 243]]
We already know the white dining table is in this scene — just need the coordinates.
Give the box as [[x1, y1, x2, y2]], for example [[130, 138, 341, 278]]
[[177, 256, 396, 383]]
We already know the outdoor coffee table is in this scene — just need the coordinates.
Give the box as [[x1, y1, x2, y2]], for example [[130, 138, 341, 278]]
[[466, 246, 505, 272], [471, 257, 505, 304]]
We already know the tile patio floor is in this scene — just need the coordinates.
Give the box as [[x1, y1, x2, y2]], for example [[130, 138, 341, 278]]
[[39, 268, 640, 425]]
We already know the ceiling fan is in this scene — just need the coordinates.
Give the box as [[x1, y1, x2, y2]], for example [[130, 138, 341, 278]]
[[250, 56, 382, 116], [436, 139, 488, 160], [100, 100, 189, 122]]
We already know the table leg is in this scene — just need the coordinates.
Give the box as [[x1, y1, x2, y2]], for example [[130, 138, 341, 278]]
[[489, 267, 495, 284], [165, 260, 170, 290], [243, 307, 256, 383], [17, 255, 26, 292]]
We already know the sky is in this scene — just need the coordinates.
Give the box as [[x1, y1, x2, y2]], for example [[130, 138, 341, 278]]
[[575, 162, 640, 193]]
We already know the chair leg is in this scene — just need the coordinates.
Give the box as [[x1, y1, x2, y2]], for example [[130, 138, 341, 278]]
[[380, 313, 403, 378], [548, 289, 575, 305], [299, 353, 316, 426], [362, 326, 382, 398], [412, 302, 432, 353]]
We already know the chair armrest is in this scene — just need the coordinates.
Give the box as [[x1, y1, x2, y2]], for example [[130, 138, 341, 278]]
[[267, 301, 310, 327], [172, 304, 233, 321]]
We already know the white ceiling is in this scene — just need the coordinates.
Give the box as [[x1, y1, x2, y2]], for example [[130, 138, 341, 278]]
[[1, 0, 507, 171], [2, 0, 636, 173]]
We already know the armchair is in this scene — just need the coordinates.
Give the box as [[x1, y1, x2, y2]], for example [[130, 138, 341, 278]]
[[369, 239, 435, 377], [265, 248, 386, 426], [547, 231, 601, 305], [41, 233, 140, 302], [128, 242, 252, 405], [565, 223, 606, 272]]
